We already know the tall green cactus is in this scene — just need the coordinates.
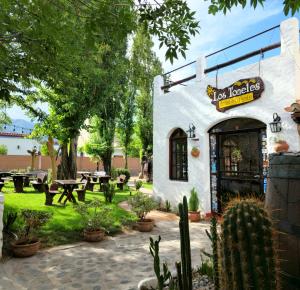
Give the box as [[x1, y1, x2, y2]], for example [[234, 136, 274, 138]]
[[149, 236, 172, 290], [220, 198, 279, 290], [203, 216, 220, 290], [178, 196, 192, 290]]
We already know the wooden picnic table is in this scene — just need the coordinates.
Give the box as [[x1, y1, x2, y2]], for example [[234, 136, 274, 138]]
[[0, 172, 11, 182], [55, 179, 84, 204], [11, 174, 30, 193]]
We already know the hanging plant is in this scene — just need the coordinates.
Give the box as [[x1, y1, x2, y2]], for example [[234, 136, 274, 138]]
[[191, 146, 200, 158], [231, 148, 242, 163]]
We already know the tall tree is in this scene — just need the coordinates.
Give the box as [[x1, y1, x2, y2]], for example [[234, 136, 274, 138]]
[[117, 86, 136, 168], [131, 27, 163, 154]]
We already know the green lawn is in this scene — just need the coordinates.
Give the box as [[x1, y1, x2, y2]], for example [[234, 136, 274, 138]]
[[142, 182, 153, 190], [3, 182, 137, 247]]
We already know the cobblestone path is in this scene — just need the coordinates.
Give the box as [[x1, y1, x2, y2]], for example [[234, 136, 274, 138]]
[[0, 220, 210, 290]]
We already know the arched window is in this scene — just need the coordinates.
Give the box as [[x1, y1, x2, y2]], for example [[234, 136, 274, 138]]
[[169, 128, 188, 181]]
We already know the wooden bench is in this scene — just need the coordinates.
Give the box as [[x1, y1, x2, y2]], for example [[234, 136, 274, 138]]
[[116, 174, 126, 190], [74, 180, 88, 202], [44, 183, 59, 206], [32, 172, 48, 192]]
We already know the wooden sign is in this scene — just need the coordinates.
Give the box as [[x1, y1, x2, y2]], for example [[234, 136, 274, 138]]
[[206, 77, 264, 112]]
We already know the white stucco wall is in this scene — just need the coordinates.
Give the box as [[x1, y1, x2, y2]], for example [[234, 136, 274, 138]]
[[0, 136, 41, 155], [153, 18, 300, 213]]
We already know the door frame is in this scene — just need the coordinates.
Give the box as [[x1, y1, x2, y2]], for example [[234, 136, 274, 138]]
[[208, 118, 267, 213]]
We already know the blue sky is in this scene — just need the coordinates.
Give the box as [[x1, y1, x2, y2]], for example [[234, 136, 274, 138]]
[[7, 0, 300, 121]]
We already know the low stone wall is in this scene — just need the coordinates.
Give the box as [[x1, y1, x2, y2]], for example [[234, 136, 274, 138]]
[[0, 155, 141, 176], [0, 193, 3, 259]]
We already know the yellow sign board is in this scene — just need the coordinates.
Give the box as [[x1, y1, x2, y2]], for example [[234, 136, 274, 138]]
[[219, 93, 254, 109]]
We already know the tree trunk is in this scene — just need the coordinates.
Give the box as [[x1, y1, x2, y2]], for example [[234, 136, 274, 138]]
[[60, 137, 78, 179], [125, 151, 128, 169], [102, 150, 113, 175], [47, 136, 57, 182]]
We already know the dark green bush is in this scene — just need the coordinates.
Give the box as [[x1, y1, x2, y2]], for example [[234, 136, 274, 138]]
[[102, 182, 116, 203], [135, 180, 143, 190]]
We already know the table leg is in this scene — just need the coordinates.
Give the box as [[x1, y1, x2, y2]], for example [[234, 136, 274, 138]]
[[13, 177, 24, 193], [23, 176, 30, 187], [63, 185, 77, 204], [58, 186, 67, 203]]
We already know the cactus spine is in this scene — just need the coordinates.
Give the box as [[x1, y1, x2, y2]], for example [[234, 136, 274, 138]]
[[220, 199, 278, 290], [178, 196, 192, 290]]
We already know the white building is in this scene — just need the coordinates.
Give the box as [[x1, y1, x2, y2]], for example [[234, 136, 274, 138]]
[[153, 18, 300, 214], [0, 132, 41, 155]]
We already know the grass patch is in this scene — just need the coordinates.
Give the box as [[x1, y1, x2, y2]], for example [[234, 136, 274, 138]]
[[142, 182, 153, 190], [3, 182, 137, 247]]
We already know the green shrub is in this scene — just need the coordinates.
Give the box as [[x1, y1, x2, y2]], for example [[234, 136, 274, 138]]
[[188, 188, 200, 212], [115, 168, 130, 183], [198, 256, 214, 279], [74, 198, 111, 231], [135, 180, 143, 190], [20, 210, 52, 241], [128, 191, 158, 220], [0, 144, 8, 155], [165, 200, 171, 212], [102, 182, 115, 203]]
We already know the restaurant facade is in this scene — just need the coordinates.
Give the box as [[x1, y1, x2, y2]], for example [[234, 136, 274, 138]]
[[153, 18, 300, 214]]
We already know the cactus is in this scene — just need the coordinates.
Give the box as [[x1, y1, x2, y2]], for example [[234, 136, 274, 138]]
[[178, 196, 193, 290], [220, 198, 279, 290], [149, 236, 172, 290], [203, 216, 220, 290]]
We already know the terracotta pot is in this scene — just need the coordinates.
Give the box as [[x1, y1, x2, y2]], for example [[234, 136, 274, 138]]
[[189, 211, 201, 222], [274, 141, 289, 153], [136, 219, 154, 232], [83, 229, 105, 242], [191, 149, 200, 158], [11, 239, 40, 257]]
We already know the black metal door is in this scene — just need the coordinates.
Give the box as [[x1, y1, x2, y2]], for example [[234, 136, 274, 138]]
[[217, 130, 264, 210], [209, 118, 267, 213]]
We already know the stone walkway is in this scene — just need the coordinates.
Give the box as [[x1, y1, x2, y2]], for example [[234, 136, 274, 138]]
[[0, 219, 210, 290]]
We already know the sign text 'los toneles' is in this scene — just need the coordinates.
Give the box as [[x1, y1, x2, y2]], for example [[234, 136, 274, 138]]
[[206, 77, 264, 112]]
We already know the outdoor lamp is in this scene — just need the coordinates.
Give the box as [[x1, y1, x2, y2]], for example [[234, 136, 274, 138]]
[[269, 113, 282, 133], [187, 123, 196, 138]]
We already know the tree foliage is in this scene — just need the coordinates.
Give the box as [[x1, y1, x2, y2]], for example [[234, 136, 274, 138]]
[[117, 86, 136, 168], [131, 27, 163, 154], [207, 0, 300, 16]]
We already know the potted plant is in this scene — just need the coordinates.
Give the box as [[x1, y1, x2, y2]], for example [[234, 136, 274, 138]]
[[273, 138, 289, 153], [11, 209, 52, 257], [191, 146, 200, 157], [231, 148, 243, 162], [75, 198, 110, 242], [188, 188, 201, 222], [128, 191, 158, 232]]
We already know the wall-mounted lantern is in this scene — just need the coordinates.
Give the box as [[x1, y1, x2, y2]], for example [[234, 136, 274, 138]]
[[269, 113, 282, 133], [186, 123, 196, 138]]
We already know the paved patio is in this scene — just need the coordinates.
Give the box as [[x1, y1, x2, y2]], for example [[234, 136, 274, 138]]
[[0, 217, 210, 290]]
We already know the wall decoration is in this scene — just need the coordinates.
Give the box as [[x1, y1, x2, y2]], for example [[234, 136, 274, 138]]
[[191, 146, 200, 157], [206, 77, 264, 112]]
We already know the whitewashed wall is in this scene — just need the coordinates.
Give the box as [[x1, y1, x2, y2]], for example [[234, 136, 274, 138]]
[[0, 136, 41, 155], [153, 18, 300, 213]]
